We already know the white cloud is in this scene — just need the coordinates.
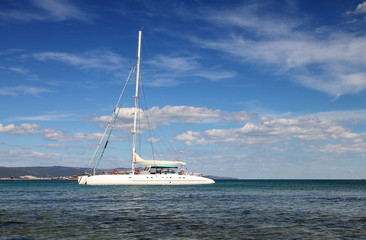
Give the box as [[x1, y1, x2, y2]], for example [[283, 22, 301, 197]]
[[32, 0, 91, 22], [309, 109, 366, 122], [146, 137, 160, 143], [43, 129, 107, 142], [147, 55, 200, 72], [221, 111, 255, 122], [185, 3, 366, 97], [148, 105, 222, 124], [0, 66, 38, 81], [174, 131, 203, 146], [0, 149, 61, 166], [0, 0, 92, 23], [194, 70, 236, 82], [42, 144, 70, 149], [11, 113, 76, 122], [176, 116, 366, 150], [0, 122, 117, 142], [202, 3, 301, 39], [0, 85, 53, 96], [89, 107, 136, 130], [297, 72, 366, 98], [144, 55, 236, 86], [175, 131, 201, 141], [144, 77, 184, 87], [308, 139, 366, 155], [194, 34, 366, 97], [0, 148, 87, 167], [32, 50, 125, 72], [0, 123, 41, 135], [0, 10, 44, 22], [348, 1, 366, 14], [89, 106, 254, 131]]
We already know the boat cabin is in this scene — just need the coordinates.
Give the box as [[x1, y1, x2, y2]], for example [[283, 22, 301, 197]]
[[145, 165, 179, 174]]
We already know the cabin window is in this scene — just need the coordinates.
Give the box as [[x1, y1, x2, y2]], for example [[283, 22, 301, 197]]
[[151, 166, 178, 174]]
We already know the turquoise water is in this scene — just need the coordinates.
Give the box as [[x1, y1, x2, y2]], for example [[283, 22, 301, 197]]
[[1, 180, 366, 239]]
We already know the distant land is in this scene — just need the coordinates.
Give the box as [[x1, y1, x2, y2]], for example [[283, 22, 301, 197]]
[[0, 166, 236, 180], [0, 166, 88, 179]]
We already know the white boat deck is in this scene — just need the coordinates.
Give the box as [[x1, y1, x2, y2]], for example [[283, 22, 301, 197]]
[[78, 173, 214, 185]]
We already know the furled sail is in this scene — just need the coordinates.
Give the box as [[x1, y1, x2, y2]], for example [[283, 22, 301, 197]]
[[133, 152, 186, 166]]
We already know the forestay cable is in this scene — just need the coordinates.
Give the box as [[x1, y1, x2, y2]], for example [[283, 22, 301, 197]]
[[88, 64, 136, 167]]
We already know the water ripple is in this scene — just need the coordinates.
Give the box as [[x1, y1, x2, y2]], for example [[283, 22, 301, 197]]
[[1, 180, 366, 239]]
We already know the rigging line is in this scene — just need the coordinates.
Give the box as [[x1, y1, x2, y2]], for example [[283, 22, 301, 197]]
[[145, 107, 180, 161], [140, 77, 156, 162], [95, 106, 121, 169], [139, 77, 178, 161], [95, 67, 135, 169], [139, 34, 157, 163], [89, 64, 136, 167]]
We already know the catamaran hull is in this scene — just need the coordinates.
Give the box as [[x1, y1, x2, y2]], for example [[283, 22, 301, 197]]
[[78, 174, 215, 185]]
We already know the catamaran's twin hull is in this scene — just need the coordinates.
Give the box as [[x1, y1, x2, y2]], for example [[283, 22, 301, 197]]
[[78, 174, 215, 185]]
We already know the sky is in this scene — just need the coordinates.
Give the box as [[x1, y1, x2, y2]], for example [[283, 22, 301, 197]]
[[1, 0, 366, 179]]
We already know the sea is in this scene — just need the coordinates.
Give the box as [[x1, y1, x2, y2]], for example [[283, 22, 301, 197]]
[[1, 180, 366, 240]]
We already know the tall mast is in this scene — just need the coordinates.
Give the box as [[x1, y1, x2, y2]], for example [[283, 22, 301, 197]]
[[132, 30, 142, 173]]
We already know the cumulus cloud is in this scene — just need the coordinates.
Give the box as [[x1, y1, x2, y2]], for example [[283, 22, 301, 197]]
[[148, 105, 222, 124], [0, 122, 117, 142], [308, 140, 366, 155], [348, 1, 366, 14], [88, 107, 136, 130], [89, 105, 254, 131], [174, 131, 203, 146], [0, 149, 63, 166], [43, 129, 109, 142], [309, 109, 366, 122], [0, 123, 41, 135], [176, 116, 366, 150]]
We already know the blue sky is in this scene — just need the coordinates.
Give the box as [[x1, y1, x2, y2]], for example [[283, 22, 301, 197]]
[[1, 0, 366, 179]]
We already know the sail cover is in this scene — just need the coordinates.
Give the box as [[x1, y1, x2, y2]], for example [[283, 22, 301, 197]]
[[133, 152, 186, 166]]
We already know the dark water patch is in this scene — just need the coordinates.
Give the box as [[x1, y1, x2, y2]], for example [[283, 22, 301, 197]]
[[0, 221, 26, 227], [1, 235, 36, 240]]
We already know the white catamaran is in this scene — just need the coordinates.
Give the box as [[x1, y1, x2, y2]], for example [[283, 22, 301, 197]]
[[78, 31, 214, 185]]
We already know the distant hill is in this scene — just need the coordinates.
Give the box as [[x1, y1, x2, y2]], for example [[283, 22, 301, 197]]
[[0, 166, 88, 178], [205, 175, 238, 180], [0, 166, 237, 180]]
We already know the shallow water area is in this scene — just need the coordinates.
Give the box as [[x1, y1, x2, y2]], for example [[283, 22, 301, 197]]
[[1, 180, 366, 239]]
